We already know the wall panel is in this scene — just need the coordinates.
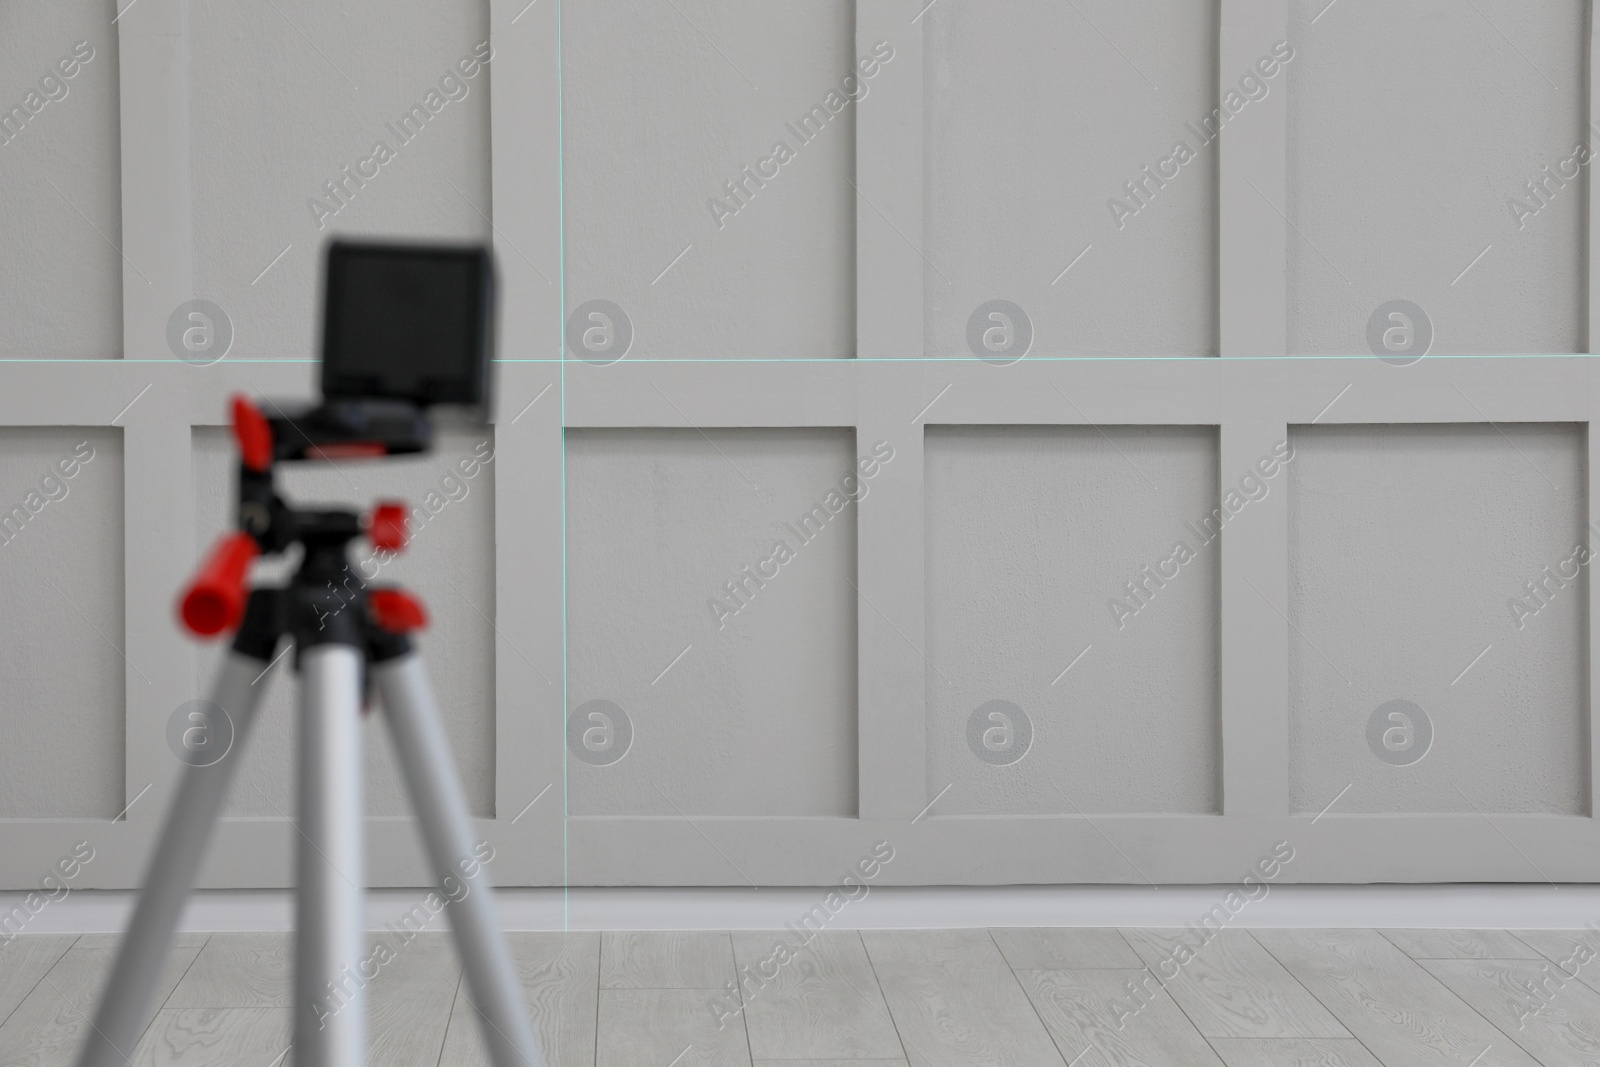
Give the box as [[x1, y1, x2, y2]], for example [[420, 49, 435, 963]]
[[1287, 0, 1588, 355], [1287, 422, 1588, 815], [0, 428, 124, 817], [924, 0, 1220, 358], [0, 2, 122, 358], [562, 0, 857, 359], [924, 425, 1221, 815], [187, 0, 492, 360], [565, 427, 860, 817]]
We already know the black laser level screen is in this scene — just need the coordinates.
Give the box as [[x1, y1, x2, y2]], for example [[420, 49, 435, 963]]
[[320, 241, 492, 408]]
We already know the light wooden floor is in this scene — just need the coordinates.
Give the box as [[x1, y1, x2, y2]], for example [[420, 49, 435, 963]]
[[2, 927, 1598, 1065]]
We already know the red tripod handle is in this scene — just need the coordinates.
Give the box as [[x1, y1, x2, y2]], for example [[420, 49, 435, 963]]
[[232, 395, 272, 472], [180, 532, 260, 636]]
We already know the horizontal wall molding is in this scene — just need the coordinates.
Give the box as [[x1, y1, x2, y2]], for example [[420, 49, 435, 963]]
[[10, 356, 1593, 428], [14, 883, 1600, 935]]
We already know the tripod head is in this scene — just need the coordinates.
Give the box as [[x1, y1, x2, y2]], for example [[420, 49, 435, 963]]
[[178, 240, 495, 639]]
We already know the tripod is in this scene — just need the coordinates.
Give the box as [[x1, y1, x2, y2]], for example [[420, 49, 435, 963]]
[[76, 397, 547, 1067]]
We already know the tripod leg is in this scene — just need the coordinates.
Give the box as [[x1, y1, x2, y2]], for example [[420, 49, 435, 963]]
[[373, 653, 548, 1067], [75, 649, 280, 1067], [294, 644, 367, 1067]]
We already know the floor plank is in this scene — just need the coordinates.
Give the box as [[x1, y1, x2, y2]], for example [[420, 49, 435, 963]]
[[11, 926, 1597, 1067], [1208, 1037, 1383, 1066], [1420, 957, 1600, 1067], [732, 931, 902, 1061], [0, 936, 77, 1028], [1254, 929, 1541, 1067], [595, 989, 751, 1067], [860, 929, 1067, 1067], [439, 931, 600, 1067], [1014, 967, 1226, 1067], [165, 932, 291, 1008], [1508, 930, 1600, 995], [363, 932, 462, 1067], [1379, 930, 1543, 960], [988, 928, 1142, 969], [132, 1008, 289, 1067], [600, 931, 736, 989], [0, 933, 207, 1067], [1120, 928, 1348, 1039]]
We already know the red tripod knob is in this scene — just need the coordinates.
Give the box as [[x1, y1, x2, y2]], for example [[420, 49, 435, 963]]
[[369, 502, 409, 552], [179, 532, 260, 636], [369, 589, 427, 633]]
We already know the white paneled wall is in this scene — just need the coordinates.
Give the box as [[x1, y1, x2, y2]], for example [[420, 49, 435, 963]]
[[0, 0, 1598, 890]]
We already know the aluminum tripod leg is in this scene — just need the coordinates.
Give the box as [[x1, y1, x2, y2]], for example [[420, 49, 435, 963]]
[[294, 643, 367, 1067], [75, 650, 279, 1067], [374, 653, 547, 1067]]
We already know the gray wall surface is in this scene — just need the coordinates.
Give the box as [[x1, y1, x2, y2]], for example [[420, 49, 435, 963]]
[[924, 0, 1220, 356], [1287, 423, 1587, 815], [0, 2, 122, 358], [0, 0, 1598, 889], [566, 428, 860, 817], [1287, 0, 1587, 355], [0, 429, 124, 817], [562, 0, 857, 359], [925, 426, 1221, 815]]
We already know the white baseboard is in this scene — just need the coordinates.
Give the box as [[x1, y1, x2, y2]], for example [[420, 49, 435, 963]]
[[4, 883, 1598, 935]]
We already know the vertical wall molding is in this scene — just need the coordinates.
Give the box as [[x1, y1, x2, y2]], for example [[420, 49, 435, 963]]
[[489, 365, 564, 876], [1213, 0, 1291, 818], [1588, 0, 1599, 352], [855, 1, 928, 819], [1589, 2, 1600, 817], [489, 0, 566, 878], [120, 389, 194, 826], [1588, 378, 1599, 818], [115, 0, 193, 359], [1216, 0, 1291, 814], [1218, 0, 1289, 357], [1217, 404, 1291, 816], [857, 367, 928, 820], [489, 0, 563, 366], [856, 0, 924, 359], [116, 0, 194, 826]]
